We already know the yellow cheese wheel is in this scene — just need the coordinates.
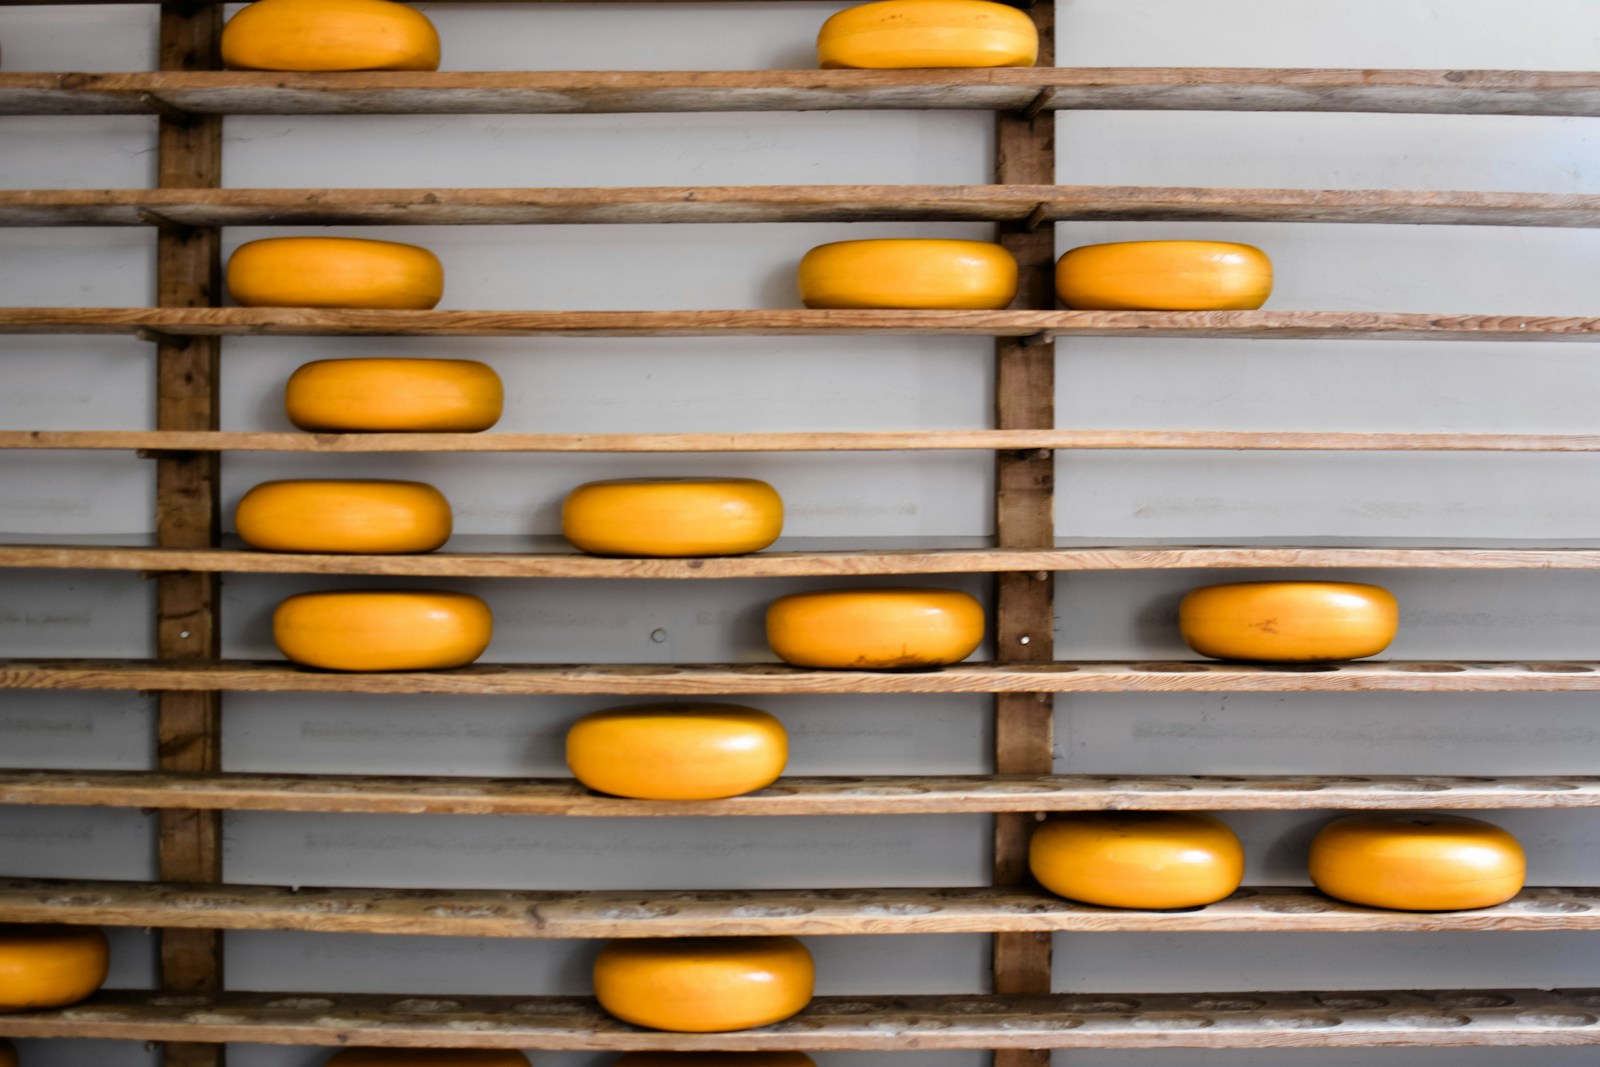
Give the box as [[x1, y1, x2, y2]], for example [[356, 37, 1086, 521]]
[[766, 587, 984, 668], [223, 0, 440, 71], [228, 237, 444, 310], [236, 480, 452, 554], [285, 358, 504, 433], [1310, 814, 1526, 911], [798, 239, 1018, 310], [325, 1052, 530, 1066], [594, 937, 814, 1032], [567, 704, 788, 800], [818, 0, 1037, 69], [562, 478, 783, 557], [1179, 581, 1398, 662], [616, 1055, 815, 1067], [1055, 240, 1273, 311], [273, 590, 492, 671], [1029, 813, 1245, 910], [0, 925, 110, 1013], [0, 1039, 14, 1067]]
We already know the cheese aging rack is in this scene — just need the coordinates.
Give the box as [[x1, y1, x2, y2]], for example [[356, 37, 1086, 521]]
[[3, 0, 1600, 1061]]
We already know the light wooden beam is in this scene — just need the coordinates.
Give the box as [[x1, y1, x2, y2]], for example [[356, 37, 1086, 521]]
[[3, 308, 1600, 340], [3, 68, 1597, 117], [1, 184, 1595, 227], [3, 879, 1599, 937], [3, 658, 1598, 695], [3, 989, 1600, 1049], [5, 770, 1600, 815]]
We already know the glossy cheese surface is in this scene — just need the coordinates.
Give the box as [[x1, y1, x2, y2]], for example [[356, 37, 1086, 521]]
[[594, 937, 814, 1032], [1055, 240, 1273, 311], [818, 0, 1038, 69], [228, 237, 444, 310], [285, 358, 503, 433], [0, 924, 110, 1013], [1029, 812, 1245, 909], [1310, 814, 1526, 911], [766, 587, 984, 668], [616, 1055, 816, 1067], [273, 590, 492, 671], [1180, 580, 1398, 662], [223, 0, 440, 71], [567, 703, 788, 800], [562, 478, 783, 557], [235, 479, 452, 554], [798, 239, 1018, 310], [326, 1053, 531, 1067]]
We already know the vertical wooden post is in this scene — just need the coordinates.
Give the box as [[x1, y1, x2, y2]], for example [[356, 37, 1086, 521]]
[[991, 4, 1055, 1067], [156, 4, 225, 1066]]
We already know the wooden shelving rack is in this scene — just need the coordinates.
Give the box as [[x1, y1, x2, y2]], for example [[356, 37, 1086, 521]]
[[3, 0, 1600, 1059]]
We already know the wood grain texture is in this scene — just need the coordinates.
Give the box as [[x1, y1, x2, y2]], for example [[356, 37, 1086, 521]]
[[9, 883, 1600, 940], [6, 770, 1600, 816], [2, 185, 1595, 228], [11, 428, 1600, 453], [7, 879, 1600, 937], [5, 308, 1600, 340], [16, 543, 1600, 577], [4, 659, 1600, 695], [4, 989, 1600, 1049], [991, 3, 1055, 1045], [4, 69, 1599, 117], [153, 5, 225, 1063]]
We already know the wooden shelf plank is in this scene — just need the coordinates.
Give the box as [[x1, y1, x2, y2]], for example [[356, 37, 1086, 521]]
[[5, 69, 1598, 117], [6, 770, 1600, 815], [4, 658, 1599, 695], [14, 542, 1600, 578], [10, 428, 1600, 453], [4, 988, 1600, 1049], [3, 308, 1599, 341], [16, 541, 1600, 575], [6, 878, 1600, 937], [2, 185, 1595, 228]]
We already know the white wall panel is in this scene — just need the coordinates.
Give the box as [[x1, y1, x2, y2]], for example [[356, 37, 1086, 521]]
[[222, 813, 992, 889]]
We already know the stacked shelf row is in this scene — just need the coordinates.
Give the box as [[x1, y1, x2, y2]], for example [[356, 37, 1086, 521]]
[[1, 184, 1596, 225], [4, 67, 1599, 116]]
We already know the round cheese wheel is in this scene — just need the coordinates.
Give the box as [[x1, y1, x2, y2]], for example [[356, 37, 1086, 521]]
[[1179, 581, 1398, 662], [817, 0, 1037, 69], [273, 590, 492, 671], [228, 237, 444, 310], [594, 937, 814, 1032], [616, 1055, 815, 1067], [326, 1053, 530, 1067], [223, 0, 440, 71], [285, 358, 503, 433], [567, 704, 788, 800], [798, 239, 1018, 310], [766, 587, 984, 668], [1055, 240, 1273, 311], [0, 1039, 14, 1067], [1310, 814, 1526, 911], [236, 480, 452, 554], [0, 925, 110, 1013], [1029, 812, 1245, 909], [561, 478, 783, 557]]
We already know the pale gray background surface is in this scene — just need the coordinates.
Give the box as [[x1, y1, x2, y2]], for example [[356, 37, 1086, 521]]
[[2, 0, 1600, 1064]]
